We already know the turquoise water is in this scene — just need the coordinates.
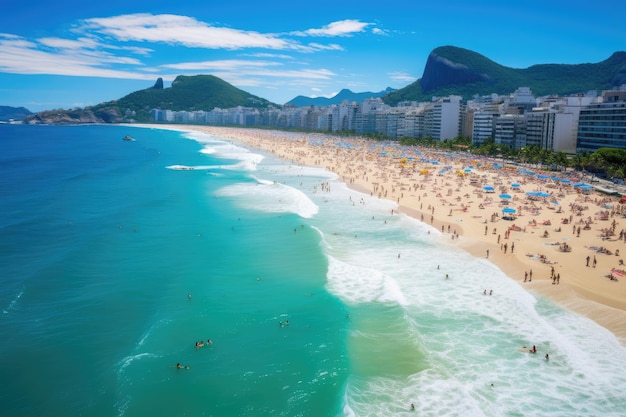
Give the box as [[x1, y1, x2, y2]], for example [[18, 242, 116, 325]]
[[2, 124, 626, 416]]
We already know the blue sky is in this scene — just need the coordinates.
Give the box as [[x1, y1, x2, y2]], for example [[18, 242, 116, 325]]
[[2, 0, 625, 112]]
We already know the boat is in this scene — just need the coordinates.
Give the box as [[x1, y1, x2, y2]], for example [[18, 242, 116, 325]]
[[123, 135, 135, 141]]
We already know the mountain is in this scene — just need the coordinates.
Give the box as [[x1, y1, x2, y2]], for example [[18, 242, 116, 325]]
[[286, 87, 395, 107], [383, 46, 626, 106], [24, 75, 276, 124], [0, 106, 32, 122]]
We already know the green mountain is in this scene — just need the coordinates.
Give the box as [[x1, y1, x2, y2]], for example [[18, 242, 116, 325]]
[[383, 46, 626, 106], [286, 87, 395, 107], [24, 75, 276, 124], [0, 105, 32, 122]]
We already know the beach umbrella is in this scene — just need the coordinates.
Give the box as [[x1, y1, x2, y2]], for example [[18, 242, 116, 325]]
[[499, 194, 512, 199], [502, 207, 517, 214], [561, 179, 571, 183], [483, 185, 495, 192], [511, 183, 520, 188], [536, 191, 551, 197]]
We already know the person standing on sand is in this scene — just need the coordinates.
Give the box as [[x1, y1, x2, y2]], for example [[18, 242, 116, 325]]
[[529, 269, 533, 282], [586, 256, 590, 267]]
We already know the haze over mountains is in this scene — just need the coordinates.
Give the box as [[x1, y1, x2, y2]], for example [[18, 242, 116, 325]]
[[286, 87, 395, 107], [17, 45, 626, 124]]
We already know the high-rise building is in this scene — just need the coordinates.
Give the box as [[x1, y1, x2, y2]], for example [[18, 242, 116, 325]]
[[577, 90, 626, 152]]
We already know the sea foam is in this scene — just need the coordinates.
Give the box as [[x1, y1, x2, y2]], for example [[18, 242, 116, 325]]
[[215, 180, 319, 219]]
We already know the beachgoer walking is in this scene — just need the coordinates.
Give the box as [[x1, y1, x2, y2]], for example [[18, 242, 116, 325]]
[[586, 256, 590, 267], [486, 249, 489, 258]]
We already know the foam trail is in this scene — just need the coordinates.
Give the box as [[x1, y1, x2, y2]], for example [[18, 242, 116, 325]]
[[3, 289, 23, 314]]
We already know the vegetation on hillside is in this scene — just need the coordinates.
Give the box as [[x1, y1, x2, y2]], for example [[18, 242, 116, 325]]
[[384, 47, 626, 106], [109, 75, 276, 122]]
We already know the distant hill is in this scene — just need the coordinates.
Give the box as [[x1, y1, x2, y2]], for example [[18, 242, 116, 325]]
[[383, 46, 626, 106], [0, 106, 32, 122], [22, 45, 626, 125], [24, 75, 276, 124], [286, 87, 395, 107]]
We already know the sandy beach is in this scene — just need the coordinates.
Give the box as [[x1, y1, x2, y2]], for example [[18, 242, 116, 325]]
[[159, 125, 626, 343]]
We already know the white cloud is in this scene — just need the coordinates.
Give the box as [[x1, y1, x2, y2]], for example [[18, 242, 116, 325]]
[[0, 35, 152, 80], [162, 58, 335, 80], [305, 43, 344, 51], [293, 19, 372, 37], [162, 59, 279, 71], [82, 13, 300, 51], [389, 72, 417, 84], [37, 37, 99, 50], [243, 52, 293, 59]]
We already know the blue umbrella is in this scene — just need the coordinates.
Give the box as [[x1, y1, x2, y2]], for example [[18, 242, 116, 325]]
[[483, 185, 494, 191], [527, 191, 551, 197], [511, 183, 520, 188], [499, 194, 512, 199], [502, 207, 517, 213]]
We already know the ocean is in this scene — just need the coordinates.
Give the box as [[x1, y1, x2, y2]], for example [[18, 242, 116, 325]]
[[1, 124, 626, 417]]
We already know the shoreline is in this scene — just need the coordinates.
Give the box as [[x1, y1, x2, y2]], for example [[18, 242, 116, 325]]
[[145, 124, 626, 344]]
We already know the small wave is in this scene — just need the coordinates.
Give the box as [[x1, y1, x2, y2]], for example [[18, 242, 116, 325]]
[[325, 256, 408, 306], [251, 175, 274, 185], [177, 130, 265, 171], [216, 181, 319, 218], [117, 352, 159, 376]]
